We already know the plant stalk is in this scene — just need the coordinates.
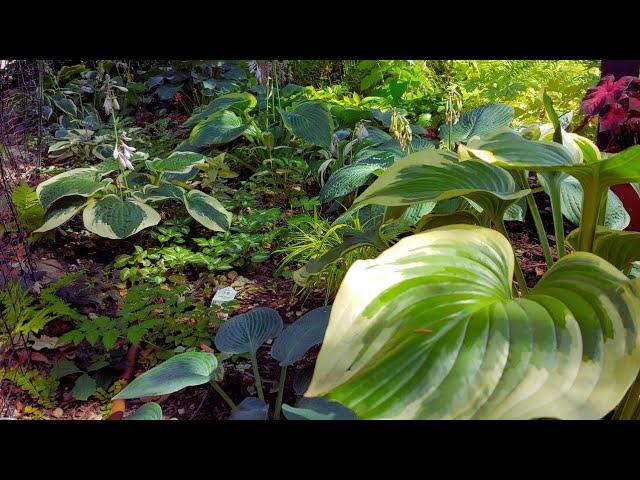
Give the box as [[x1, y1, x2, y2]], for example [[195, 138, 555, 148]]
[[251, 354, 265, 401], [613, 372, 640, 420], [496, 219, 528, 295], [577, 183, 603, 253], [548, 182, 566, 258], [273, 366, 287, 420], [209, 380, 237, 410], [518, 171, 554, 267]]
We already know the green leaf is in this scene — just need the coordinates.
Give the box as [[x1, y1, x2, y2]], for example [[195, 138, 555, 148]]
[[566, 227, 640, 274], [438, 103, 514, 144], [558, 177, 630, 230], [51, 93, 77, 117], [124, 402, 163, 420], [282, 397, 357, 420], [183, 93, 257, 128], [183, 190, 232, 232], [331, 105, 371, 128], [82, 195, 161, 239], [71, 374, 97, 401], [113, 352, 218, 400], [351, 150, 530, 222], [179, 110, 247, 151], [50, 359, 82, 379], [414, 210, 481, 232], [11, 182, 45, 232], [146, 152, 206, 175], [306, 225, 640, 419], [293, 364, 315, 396], [36, 168, 109, 210], [132, 182, 186, 202], [280, 101, 333, 149], [271, 306, 331, 367], [214, 307, 283, 356], [33, 196, 87, 233], [228, 397, 269, 420]]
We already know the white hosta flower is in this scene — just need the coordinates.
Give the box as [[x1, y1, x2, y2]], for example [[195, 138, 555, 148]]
[[104, 97, 113, 116], [113, 132, 136, 171], [355, 125, 369, 141]]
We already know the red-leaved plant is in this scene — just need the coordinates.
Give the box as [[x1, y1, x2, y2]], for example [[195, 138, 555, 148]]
[[580, 74, 640, 151]]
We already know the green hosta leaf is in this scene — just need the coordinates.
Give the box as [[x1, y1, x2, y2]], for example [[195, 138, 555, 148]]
[[124, 402, 163, 420], [178, 110, 246, 151], [503, 196, 528, 222], [331, 105, 371, 128], [351, 150, 529, 222], [566, 227, 640, 274], [146, 152, 206, 175], [183, 93, 257, 128], [562, 145, 640, 188], [36, 168, 109, 210], [71, 373, 97, 401], [214, 307, 283, 356], [183, 190, 232, 232], [82, 195, 161, 239], [33, 196, 87, 233], [306, 225, 640, 419], [282, 397, 357, 420], [271, 306, 331, 367], [559, 177, 630, 230], [415, 211, 481, 232], [280, 101, 333, 149], [439, 103, 514, 144], [410, 136, 437, 152], [51, 94, 77, 117], [114, 352, 218, 399], [132, 182, 186, 202], [293, 364, 315, 396], [228, 397, 269, 420]]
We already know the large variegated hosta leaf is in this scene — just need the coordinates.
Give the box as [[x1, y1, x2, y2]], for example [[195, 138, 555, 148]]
[[438, 103, 514, 144], [145, 152, 206, 175], [132, 182, 185, 202], [178, 110, 247, 151], [306, 225, 640, 419], [82, 194, 161, 239], [183, 92, 257, 128], [36, 168, 111, 210], [566, 227, 640, 274], [33, 196, 87, 233], [183, 190, 232, 232], [279, 101, 333, 149], [351, 150, 530, 222]]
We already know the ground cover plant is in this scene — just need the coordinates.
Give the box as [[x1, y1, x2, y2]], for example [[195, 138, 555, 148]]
[[2, 59, 640, 421]]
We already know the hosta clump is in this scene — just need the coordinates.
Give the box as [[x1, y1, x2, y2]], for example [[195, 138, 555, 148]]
[[33, 151, 232, 239]]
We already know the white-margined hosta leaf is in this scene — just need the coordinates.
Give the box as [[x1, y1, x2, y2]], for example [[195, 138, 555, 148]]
[[351, 150, 530, 222], [558, 176, 630, 230], [132, 182, 186, 202], [438, 103, 514, 144], [114, 352, 218, 400], [566, 227, 640, 274], [33, 196, 87, 233], [279, 101, 333, 149], [306, 225, 640, 419], [145, 151, 206, 175], [214, 307, 284, 356], [36, 168, 110, 210], [82, 194, 161, 239], [183, 190, 232, 232]]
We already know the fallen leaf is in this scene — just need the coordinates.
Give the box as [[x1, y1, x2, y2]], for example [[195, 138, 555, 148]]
[[51, 407, 64, 418], [535, 266, 545, 277], [30, 352, 49, 362]]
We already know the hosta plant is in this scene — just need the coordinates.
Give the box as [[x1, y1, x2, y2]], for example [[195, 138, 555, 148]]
[[113, 306, 353, 420], [33, 151, 232, 239]]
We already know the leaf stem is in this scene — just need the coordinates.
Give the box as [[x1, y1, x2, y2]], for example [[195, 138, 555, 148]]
[[613, 371, 640, 420], [251, 354, 265, 401], [518, 171, 554, 267], [273, 366, 287, 420], [547, 179, 566, 258], [577, 181, 603, 252], [496, 219, 528, 295], [209, 380, 236, 410]]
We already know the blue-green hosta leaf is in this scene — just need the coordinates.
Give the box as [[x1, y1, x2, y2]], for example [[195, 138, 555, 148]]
[[36, 168, 110, 210], [271, 306, 331, 367], [183, 190, 232, 232], [146, 152, 206, 175], [410, 136, 436, 152], [439, 103, 514, 144], [124, 402, 163, 420], [228, 397, 269, 420], [214, 307, 284, 356], [559, 176, 630, 230], [132, 182, 186, 202], [351, 150, 530, 222], [566, 227, 640, 274], [280, 101, 333, 149], [71, 373, 97, 401], [293, 364, 315, 396], [178, 110, 247, 151], [306, 225, 640, 419], [33, 196, 87, 233], [82, 195, 161, 239], [282, 397, 357, 420], [183, 92, 256, 128], [503, 196, 528, 222], [114, 352, 218, 400]]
